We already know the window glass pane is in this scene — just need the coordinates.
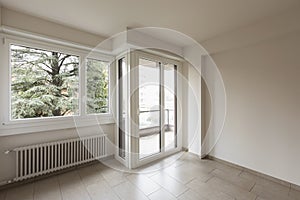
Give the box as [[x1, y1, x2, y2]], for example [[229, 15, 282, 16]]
[[118, 58, 127, 158], [138, 58, 161, 159], [10, 44, 79, 119], [164, 64, 177, 150], [138, 58, 160, 129], [139, 134, 160, 159], [86, 59, 109, 114]]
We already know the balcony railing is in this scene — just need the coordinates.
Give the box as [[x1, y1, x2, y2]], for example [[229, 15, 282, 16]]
[[139, 109, 174, 137]]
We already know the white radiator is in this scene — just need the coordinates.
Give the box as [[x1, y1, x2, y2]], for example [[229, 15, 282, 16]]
[[12, 135, 107, 181]]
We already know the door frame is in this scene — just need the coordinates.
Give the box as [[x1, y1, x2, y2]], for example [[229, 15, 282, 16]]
[[115, 50, 183, 169], [115, 51, 131, 168], [130, 50, 183, 168]]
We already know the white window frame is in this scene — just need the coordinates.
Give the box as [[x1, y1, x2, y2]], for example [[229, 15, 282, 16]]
[[9, 42, 82, 121], [0, 35, 115, 136]]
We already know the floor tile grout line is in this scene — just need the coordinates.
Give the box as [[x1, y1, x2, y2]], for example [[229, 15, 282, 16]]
[[145, 171, 160, 178], [208, 175, 258, 200], [78, 165, 122, 200], [32, 182, 36, 200], [205, 177, 238, 200], [250, 180, 257, 192], [149, 173, 189, 198], [147, 187, 174, 199], [76, 169, 93, 200], [176, 188, 190, 199], [208, 168, 217, 175], [288, 182, 291, 196], [236, 167, 292, 190], [238, 168, 244, 176], [175, 188, 189, 198], [126, 174, 162, 197], [144, 186, 161, 197], [184, 177, 196, 185], [53, 176, 63, 200], [56, 175, 64, 200], [249, 182, 256, 192], [150, 171, 182, 187], [207, 181, 237, 200], [204, 175, 214, 183], [211, 167, 259, 192], [102, 173, 122, 200], [113, 180, 151, 200], [108, 174, 127, 188]]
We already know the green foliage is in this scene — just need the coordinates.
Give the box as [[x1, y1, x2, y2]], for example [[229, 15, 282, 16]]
[[11, 45, 79, 119], [86, 59, 109, 114]]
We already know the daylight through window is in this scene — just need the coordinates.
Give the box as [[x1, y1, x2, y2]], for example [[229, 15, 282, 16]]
[[10, 44, 79, 119], [86, 59, 109, 114]]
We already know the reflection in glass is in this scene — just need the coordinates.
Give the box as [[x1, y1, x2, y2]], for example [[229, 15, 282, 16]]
[[164, 64, 177, 150], [118, 58, 127, 159], [139, 58, 161, 159]]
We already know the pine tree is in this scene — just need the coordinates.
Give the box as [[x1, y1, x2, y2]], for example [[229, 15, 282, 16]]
[[86, 59, 109, 114], [11, 45, 79, 119]]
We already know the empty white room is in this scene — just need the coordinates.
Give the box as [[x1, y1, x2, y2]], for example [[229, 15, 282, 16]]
[[0, 0, 299, 199]]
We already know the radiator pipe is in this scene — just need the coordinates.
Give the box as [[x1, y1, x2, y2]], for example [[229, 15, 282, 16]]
[[4, 150, 14, 154]]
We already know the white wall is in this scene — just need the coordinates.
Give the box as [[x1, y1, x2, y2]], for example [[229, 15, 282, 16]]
[[201, 78, 211, 144], [187, 64, 201, 155], [1, 7, 106, 47], [202, 5, 300, 54], [0, 6, 2, 26], [209, 30, 300, 185]]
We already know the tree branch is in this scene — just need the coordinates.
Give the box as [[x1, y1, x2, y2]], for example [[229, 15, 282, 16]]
[[59, 55, 71, 68]]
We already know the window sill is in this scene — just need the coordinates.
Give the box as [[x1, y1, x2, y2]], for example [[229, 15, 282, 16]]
[[0, 115, 115, 136]]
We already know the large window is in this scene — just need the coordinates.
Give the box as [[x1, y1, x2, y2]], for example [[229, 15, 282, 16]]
[[86, 59, 109, 114], [10, 44, 79, 120], [9, 44, 111, 121]]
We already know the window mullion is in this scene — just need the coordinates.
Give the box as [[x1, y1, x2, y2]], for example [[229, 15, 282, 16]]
[[80, 56, 87, 117]]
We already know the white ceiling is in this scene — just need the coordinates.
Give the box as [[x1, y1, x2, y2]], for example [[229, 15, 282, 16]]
[[0, 0, 299, 43]]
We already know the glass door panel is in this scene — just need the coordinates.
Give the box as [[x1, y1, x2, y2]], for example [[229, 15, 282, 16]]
[[164, 64, 177, 151], [138, 58, 161, 159], [118, 58, 127, 159]]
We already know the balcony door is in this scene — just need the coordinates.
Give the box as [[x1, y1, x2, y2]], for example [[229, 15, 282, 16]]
[[137, 53, 179, 164], [116, 51, 181, 168]]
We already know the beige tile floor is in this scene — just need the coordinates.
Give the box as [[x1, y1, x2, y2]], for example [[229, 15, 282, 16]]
[[0, 152, 299, 200]]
